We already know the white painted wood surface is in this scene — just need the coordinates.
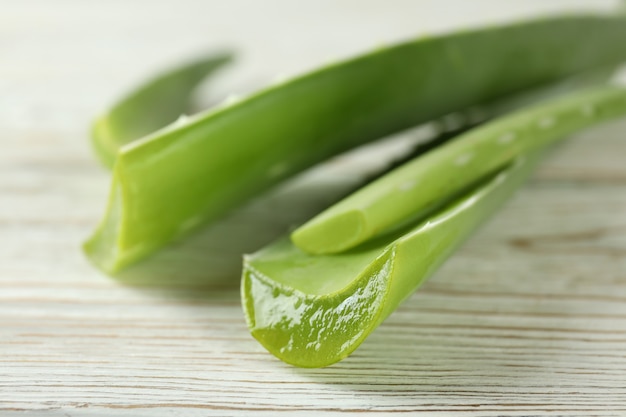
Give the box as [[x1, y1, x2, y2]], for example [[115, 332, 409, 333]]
[[2, 1, 626, 415]]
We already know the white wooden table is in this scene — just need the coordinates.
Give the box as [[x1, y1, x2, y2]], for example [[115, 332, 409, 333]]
[[2, 1, 626, 415]]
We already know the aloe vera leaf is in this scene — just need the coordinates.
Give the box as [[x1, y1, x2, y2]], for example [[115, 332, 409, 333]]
[[91, 52, 232, 168], [292, 86, 626, 254], [86, 14, 626, 273], [242, 85, 626, 367], [242, 151, 541, 368]]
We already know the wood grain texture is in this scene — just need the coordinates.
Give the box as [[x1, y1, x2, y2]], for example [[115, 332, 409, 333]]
[[2, 1, 626, 415]]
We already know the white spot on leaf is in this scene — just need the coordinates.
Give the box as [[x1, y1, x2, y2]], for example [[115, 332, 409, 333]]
[[175, 114, 189, 125], [581, 104, 595, 117], [538, 116, 556, 129], [222, 93, 241, 106], [398, 179, 416, 191], [498, 131, 516, 144], [455, 152, 474, 166]]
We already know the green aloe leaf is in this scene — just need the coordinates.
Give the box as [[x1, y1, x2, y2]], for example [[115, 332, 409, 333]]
[[292, 86, 626, 254], [243, 152, 541, 368], [242, 86, 626, 367], [85, 14, 626, 273]]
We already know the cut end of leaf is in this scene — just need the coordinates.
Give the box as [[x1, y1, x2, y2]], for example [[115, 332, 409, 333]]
[[82, 168, 148, 275], [241, 251, 394, 368], [290, 209, 368, 255], [83, 174, 124, 273], [90, 115, 118, 169]]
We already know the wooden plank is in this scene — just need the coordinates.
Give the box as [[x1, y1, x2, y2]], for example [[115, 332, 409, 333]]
[[2, 1, 625, 415]]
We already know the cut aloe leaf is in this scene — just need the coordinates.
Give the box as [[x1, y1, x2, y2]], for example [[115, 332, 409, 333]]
[[292, 86, 626, 254], [242, 152, 542, 368], [243, 84, 626, 367], [91, 51, 232, 168], [86, 14, 626, 273]]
